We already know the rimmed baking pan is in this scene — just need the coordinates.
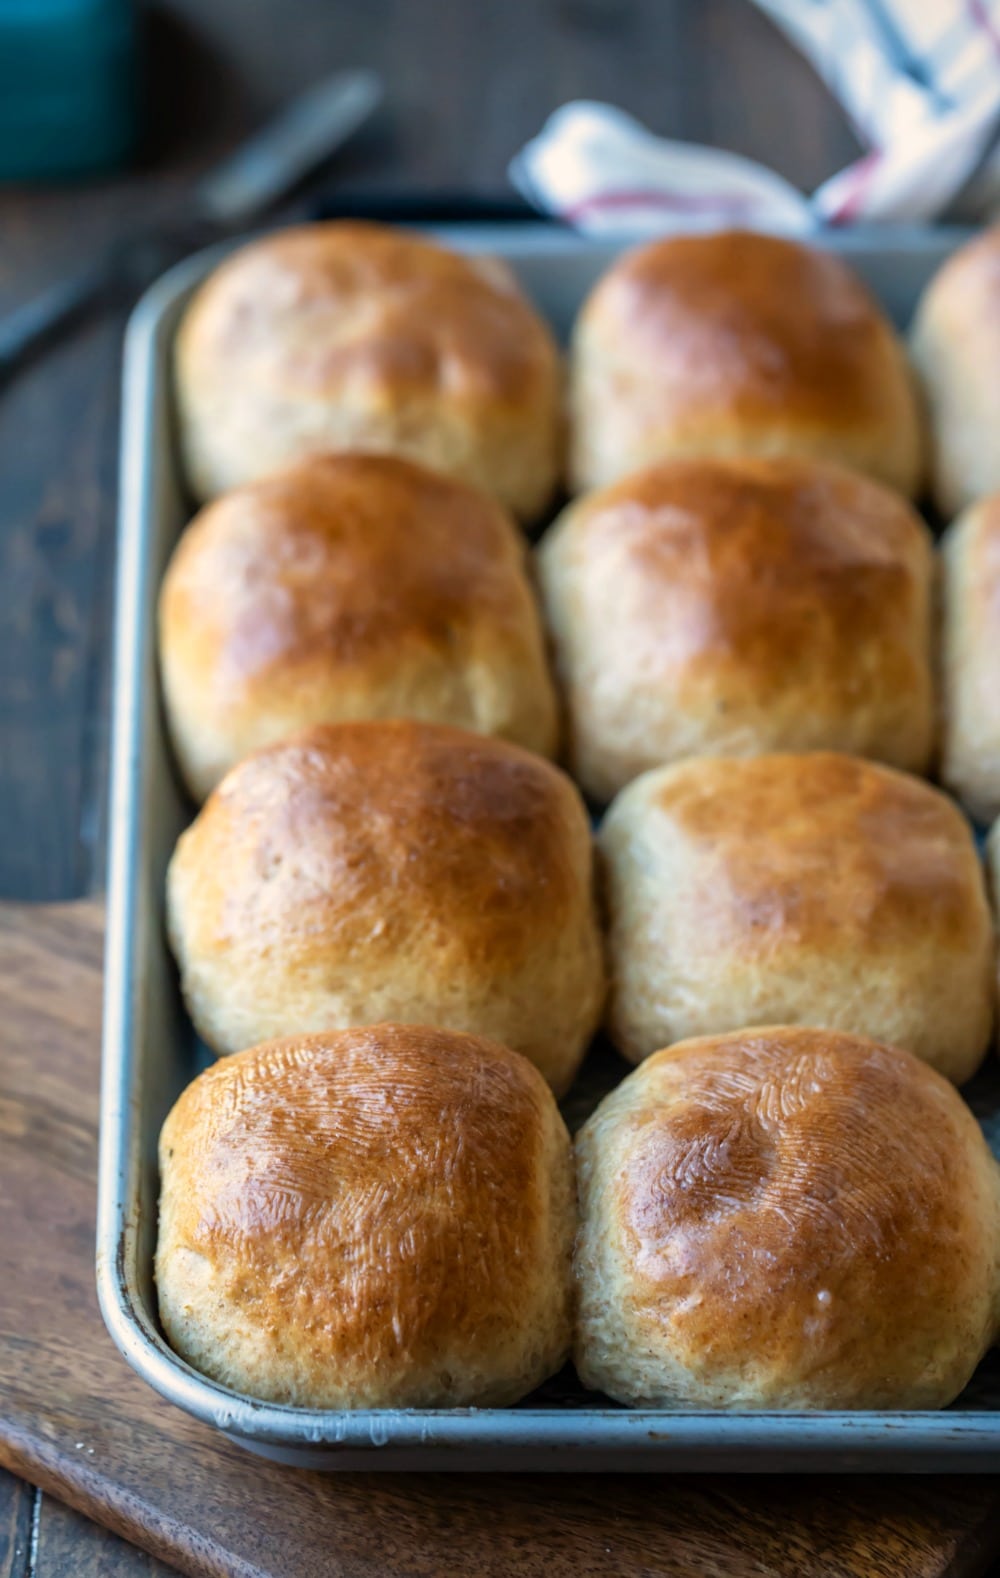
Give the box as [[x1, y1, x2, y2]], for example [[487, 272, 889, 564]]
[[97, 221, 1000, 1470]]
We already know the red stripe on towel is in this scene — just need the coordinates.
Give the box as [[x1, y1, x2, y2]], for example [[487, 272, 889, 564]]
[[561, 186, 759, 224], [826, 149, 883, 223], [967, 0, 1000, 63]]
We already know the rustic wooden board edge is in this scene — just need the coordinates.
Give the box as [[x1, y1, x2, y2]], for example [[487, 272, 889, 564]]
[[6, 898, 1000, 1578], [0, 1435, 220, 1578]]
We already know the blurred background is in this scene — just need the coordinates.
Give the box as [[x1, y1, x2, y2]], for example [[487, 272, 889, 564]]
[[0, 0, 862, 903]]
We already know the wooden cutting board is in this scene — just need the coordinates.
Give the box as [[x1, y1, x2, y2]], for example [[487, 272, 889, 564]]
[[3, 900, 1000, 1578]]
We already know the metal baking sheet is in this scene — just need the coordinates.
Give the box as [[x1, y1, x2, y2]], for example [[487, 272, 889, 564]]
[[97, 221, 1000, 1471]]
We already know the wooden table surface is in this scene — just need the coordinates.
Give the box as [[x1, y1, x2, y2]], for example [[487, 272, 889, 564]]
[[0, 1, 874, 1571]]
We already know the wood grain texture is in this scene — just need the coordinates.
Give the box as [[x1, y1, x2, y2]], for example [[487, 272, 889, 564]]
[[0, 1473, 35, 1578], [3, 902, 1000, 1578], [33, 1497, 179, 1578]]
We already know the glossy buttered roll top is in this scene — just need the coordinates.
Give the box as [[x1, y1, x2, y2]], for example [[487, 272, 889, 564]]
[[175, 221, 562, 520], [159, 453, 559, 801], [156, 1024, 575, 1408], [599, 752, 995, 1082], [940, 492, 1000, 824], [538, 456, 935, 804], [574, 1026, 1000, 1411], [911, 225, 1000, 516], [165, 719, 606, 1095], [569, 229, 922, 496]]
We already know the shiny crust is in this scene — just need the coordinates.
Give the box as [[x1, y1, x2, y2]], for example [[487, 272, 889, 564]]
[[157, 1024, 575, 1408], [159, 453, 559, 800], [570, 230, 923, 495], [575, 1026, 1000, 1410], [166, 719, 605, 1094], [940, 495, 1000, 823], [911, 226, 1000, 516], [175, 222, 562, 519], [537, 456, 935, 803], [599, 753, 995, 1082]]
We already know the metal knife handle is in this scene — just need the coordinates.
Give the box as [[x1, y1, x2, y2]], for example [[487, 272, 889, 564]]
[[194, 69, 382, 226]]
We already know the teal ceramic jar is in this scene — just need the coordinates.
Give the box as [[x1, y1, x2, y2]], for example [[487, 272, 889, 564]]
[[0, 0, 137, 180]]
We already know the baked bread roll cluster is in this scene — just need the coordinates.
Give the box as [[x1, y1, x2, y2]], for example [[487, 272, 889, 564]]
[[575, 1027, 1000, 1411], [175, 221, 561, 520], [539, 456, 934, 802], [916, 227, 1000, 828], [599, 753, 994, 1083], [159, 453, 558, 800], [158, 1025, 574, 1409], [569, 229, 922, 496], [166, 719, 604, 1096], [940, 494, 1000, 824], [155, 220, 1000, 1417], [911, 225, 1000, 516]]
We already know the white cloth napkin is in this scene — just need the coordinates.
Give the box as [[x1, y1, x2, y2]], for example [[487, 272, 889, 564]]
[[509, 0, 1000, 232]]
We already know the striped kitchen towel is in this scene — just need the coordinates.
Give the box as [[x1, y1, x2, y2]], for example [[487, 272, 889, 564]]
[[510, 0, 1000, 232]]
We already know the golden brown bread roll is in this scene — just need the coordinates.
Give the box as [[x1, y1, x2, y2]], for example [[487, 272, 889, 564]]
[[569, 229, 922, 496], [599, 753, 994, 1083], [940, 493, 1000, 824], [987, 819, 1000, 1003], [575, 1026, 1000, 1410], [159, 453, 559, 801], [166, 719, 605, 1094], [175, 221, 561, 520], [157, 1023, 575, 1408], [537, 456, 935, 803], [910, 226, 1000, 516]]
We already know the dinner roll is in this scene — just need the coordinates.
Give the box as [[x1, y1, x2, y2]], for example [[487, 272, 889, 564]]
[[911, 226, 1000, 516], [575, 1027, 1000, 1410], [159, 454, 558, 801], [538, 456, 935, 803], [600, 753, 994, 1083], [166, 720, 604, 1094], [175, 221, 561, 520], [157, 1023, 574, 1408], [570, 229, 922, 495], [986, 819, 1000, 991], [941, 494, 1000, 824]]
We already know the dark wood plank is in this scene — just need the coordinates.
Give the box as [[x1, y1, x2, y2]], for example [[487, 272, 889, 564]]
[[3, 902, 1000, 1578], [0, 1472, 34, 1578], [0, 314, 122, 902], [33, 1498, 178, 1578]]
